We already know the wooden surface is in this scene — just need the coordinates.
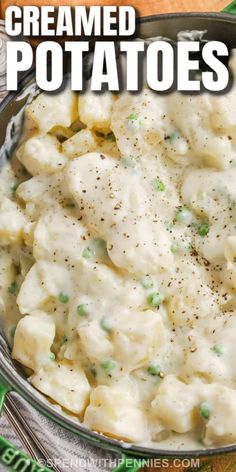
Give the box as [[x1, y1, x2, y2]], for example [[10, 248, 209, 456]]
[[0, 0, 232, 18]]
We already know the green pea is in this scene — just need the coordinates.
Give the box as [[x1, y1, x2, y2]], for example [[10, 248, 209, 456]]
[[100, 359, 116, 373], [82, 247, 94, 259], [168, 131, 178, 144], [154, 179, 165, 192], [50, 353, 56, 361], [199, 401, 211, 420], [147, 292, 164, 308], [100, 317, 113, 334], [8, 282, 17, 294], [77, 304, 89, 317], [58, 292, 69, 304], [176, 206, 192, 224], [141, 275, 154, 289], [147, 364, 161, 376], [198, 223, 209, 237], [211, 344, 223, 357], [127, 113, 139, 120]]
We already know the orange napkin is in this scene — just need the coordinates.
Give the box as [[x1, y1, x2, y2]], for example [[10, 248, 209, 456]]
[[0, 0, 232, 18]]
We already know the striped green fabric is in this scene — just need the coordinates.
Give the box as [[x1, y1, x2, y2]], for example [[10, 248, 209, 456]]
[[223, 0, 236, 14]]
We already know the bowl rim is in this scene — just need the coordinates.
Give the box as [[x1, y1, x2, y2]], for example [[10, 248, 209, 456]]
[[137, 10, 236, 23], [1, 11, 236, 459]]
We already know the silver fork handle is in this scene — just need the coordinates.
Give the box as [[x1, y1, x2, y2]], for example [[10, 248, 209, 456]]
[[3, 394, 63, 472]]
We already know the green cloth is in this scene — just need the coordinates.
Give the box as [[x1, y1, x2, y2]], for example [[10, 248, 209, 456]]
[[223, 0, 236, 14]]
